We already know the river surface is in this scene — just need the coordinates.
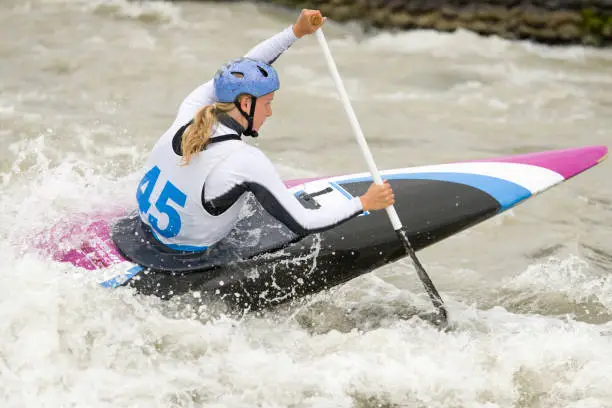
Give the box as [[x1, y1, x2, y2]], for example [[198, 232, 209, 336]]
[[1, 0, 611, 406]]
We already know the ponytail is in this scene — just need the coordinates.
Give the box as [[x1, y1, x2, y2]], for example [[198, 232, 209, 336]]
[[181, 104, 216, 165], [180, 95, 251, 165]]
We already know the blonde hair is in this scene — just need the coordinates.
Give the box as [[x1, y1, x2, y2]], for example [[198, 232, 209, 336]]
[[181, 95, 249, 165]]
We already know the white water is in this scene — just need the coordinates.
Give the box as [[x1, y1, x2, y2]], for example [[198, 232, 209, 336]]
[[1, 0, 612, 406]]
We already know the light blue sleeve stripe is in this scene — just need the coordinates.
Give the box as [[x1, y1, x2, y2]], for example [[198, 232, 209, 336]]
[[337, 172, 532, 211]]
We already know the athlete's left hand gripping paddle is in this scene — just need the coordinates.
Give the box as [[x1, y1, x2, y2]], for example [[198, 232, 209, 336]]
[[309, 13, 448, 327]]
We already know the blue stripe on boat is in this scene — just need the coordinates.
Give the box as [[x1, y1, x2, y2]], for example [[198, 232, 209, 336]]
[[337, 172, 532, 211], [100, 265, 144, 289], [329, 181, 353, 200]]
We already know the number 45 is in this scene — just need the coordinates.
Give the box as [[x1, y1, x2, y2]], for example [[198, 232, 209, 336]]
[[136, 166, 187, 239]]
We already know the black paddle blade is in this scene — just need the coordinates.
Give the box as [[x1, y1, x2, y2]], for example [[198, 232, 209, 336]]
[[396, 227, 448, 327]]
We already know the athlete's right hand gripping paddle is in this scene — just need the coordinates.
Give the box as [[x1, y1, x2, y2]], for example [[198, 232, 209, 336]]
[[310, 14, 448, 327]]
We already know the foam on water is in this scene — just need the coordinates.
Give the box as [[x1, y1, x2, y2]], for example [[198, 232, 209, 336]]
[[363, 28, 515, 59], [363, 26, 612, 62], [499, 255, 612, 317], [4, 231, 612, 407], [87, 0, 182, 25], [33, 0, 184, 25]]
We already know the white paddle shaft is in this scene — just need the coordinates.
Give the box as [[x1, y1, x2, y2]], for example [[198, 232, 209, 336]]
[[315, 29, 403, 230]]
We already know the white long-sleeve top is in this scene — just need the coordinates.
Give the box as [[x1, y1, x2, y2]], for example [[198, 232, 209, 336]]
[[137, 26, 363, 251]]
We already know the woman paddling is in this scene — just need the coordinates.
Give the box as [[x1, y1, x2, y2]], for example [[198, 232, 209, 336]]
[[135, 9, 395, 252]]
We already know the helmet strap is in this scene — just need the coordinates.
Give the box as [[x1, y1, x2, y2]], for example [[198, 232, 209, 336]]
[[235, 96, 259, 138]]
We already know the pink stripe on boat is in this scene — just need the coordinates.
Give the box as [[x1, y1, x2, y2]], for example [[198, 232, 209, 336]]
[[284, 176, 326, 188], [470, 145, 608, 180], [34, 213, 126, 270], [283, 146, 608, 187]]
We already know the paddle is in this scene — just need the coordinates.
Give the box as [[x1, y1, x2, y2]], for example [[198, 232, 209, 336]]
[[310, 15, 448, 326]]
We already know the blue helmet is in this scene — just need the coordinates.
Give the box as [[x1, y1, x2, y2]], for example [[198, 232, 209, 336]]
[[213, 58, 280, 103]]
